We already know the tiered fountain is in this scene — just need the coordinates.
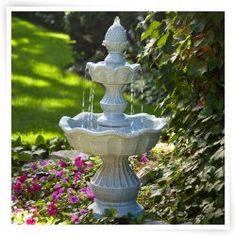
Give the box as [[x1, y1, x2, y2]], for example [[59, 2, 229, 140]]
[[59, 17, 166, 218]]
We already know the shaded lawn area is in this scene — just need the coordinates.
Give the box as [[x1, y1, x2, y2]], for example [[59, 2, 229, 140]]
[[12, 17, 155, 143]]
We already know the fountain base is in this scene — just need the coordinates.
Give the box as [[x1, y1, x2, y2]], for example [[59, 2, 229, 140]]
[[88, 154, 144, 218], [88, 200, 144, 218]]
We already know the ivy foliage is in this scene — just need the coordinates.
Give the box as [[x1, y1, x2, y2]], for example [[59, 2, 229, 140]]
[[137, 12, 224, 224]]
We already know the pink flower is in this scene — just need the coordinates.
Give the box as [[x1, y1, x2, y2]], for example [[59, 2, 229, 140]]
[[15, 208, 24, 213], [68, 195, 79, 204], [79, 209, 89, 215], [51, 191, 62, 202], [32, 175, 38, 182], [74, 156, 85, 168], [18, 174, 27, 183], [51, 186, 64, 202], [28, 182, 41, 193], [58, 159, 67, 168], [67, 188, 76, 194], [62, 176, 69, 183], [12, 181, 22, 193], [40, 176, 47, 182], [85, 161, 94, 168], [80, 186, 95, 200], [31, 163, 38, 171], [140, 153, 149, 164], [58, 187, 65, 194], [29, 206, 38, 213], [40, 160, 49, 167], [47, 202, 58, 216], [55, 170, 64, 177], [71, 213, 79, 223], [74, 171, 82, 181], [54, 183, 61, 189], [26, 217, 36, 225], [11, 195, 17, 202]]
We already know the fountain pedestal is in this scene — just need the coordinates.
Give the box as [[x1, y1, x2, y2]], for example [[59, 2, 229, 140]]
[[89, 155, 143, 217]]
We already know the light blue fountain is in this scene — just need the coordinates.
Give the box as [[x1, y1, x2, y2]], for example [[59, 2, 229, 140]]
[[59, 17, 166, 218]]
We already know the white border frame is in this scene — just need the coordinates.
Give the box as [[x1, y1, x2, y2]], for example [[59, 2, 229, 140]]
[[1, 1, 235, 235]]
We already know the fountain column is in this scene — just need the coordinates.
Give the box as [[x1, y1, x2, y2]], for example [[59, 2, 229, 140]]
[[89, 155, 143, 216], [86, 17, 144, 217]]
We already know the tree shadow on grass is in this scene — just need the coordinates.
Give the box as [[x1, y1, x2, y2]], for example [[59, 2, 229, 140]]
[[12, 17, 73, 73], [12, 17, 104, 139], [12, 17, 154, 142]]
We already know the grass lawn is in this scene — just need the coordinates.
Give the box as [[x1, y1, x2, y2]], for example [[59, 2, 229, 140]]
[[12, 17, 155, 143]]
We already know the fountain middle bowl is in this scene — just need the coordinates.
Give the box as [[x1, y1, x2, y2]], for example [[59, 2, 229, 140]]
[[59, 112, 166, 157]]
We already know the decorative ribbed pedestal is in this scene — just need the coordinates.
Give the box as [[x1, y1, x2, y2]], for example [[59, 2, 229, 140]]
[[89, 155, 143, 217], [59, 17, 167, 219]]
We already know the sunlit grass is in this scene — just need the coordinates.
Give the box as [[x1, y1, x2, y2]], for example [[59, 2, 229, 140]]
[[12, 17, 155, 144], [13, 75, 50, 88]]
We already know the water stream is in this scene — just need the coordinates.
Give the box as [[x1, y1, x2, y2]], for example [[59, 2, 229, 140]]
[[82, 88, 85, 128], [87, 85, 95, 129], [130, 77, 135, 132], [81, 70, 88, 128], [140, 73, 145, 127]]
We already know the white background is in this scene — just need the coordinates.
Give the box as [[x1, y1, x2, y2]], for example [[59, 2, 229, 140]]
[[0, 0, 235, 235]]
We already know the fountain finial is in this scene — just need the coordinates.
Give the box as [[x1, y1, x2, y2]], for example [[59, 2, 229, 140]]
[[114, 16, 120, 24], [102, 16, 128, 66]]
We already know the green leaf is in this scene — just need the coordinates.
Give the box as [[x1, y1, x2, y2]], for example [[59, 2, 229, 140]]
[[210, 147, 224, 162], [187, 57, 207, 76], [35, 135, 45, 145], [215, 167, 224, 179], [214, 182, 224, 192], [157, 32, 169, 47], [141, 21, 161, 41], [150, 189, 162, 198], [18, 151, 33, 161]]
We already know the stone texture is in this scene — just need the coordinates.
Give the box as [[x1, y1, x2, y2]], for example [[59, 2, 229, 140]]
[[49, 150, 88, 160], [60, 112, 166, 157]]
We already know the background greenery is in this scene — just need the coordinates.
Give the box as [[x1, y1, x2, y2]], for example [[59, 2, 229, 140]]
[[12, 16, 153, 143], [12, 12, 224, 224], [137, 12, 224, 224]]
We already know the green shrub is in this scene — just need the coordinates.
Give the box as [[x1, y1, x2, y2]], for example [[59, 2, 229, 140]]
[[12, 12, 66, 32], [137, 12, 224, 224]]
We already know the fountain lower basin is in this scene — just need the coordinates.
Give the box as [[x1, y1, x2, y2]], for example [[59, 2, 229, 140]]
[[59, 112, 166, 217], [59, 112, 166, 157]]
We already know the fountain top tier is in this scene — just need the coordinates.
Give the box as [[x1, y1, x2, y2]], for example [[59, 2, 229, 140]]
[[86, 17, 141, 128], [59, 16, 167, 157]]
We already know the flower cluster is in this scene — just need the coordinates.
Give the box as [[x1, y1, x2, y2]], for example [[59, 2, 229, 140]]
[[12, 154, 96, 225], [12, 151, 150, 224]]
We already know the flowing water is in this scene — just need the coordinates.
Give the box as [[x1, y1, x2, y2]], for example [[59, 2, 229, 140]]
[[83, 69, 95, 129], [130, 77, 135, 132], [90, 87, 95, 129], [140, 73, 145, 127], [82, 88, 85, 128], [87, 86, 95, 129], [82, 69, 90, 128]]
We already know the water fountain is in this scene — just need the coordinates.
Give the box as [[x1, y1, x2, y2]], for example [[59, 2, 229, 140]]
[[59, 17, 166, 218]]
